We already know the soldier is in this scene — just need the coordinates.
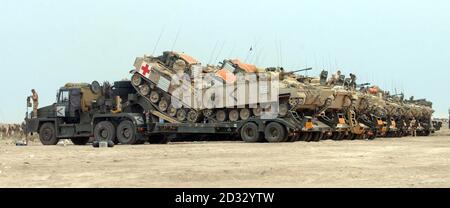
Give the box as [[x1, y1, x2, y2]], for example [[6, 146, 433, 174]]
[[349, 73, 357, 90], [410, 117, 417, 137], [0, 124, 4, 138], [327, 70, 341, 86], [173, 59, 187, 75], [31, 89, 39, 118]]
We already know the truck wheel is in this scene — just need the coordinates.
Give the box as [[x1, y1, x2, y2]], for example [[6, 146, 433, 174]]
[[264, 122, 287, 143], [39, 122, 59, 145], [71, 137, 90, 145], [116, 120, 137, 144], [240, 122, 261, 142], [94, 121, 116, 143]]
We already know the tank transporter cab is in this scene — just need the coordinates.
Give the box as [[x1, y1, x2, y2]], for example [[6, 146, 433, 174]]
[[24, 81, 146, 146]]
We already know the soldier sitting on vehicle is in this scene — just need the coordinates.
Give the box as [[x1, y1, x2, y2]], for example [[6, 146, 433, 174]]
[[327, 70, 341, 86], [349, 73, 357, 90]]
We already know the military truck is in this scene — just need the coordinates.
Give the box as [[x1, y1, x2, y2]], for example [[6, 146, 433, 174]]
[[24, 81, 147, 145]]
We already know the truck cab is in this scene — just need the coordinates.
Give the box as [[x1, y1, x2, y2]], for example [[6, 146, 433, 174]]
[[25, 82, 103, 145], [25, 81, 147, 146]]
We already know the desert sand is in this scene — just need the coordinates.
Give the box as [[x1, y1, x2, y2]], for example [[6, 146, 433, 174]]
[[0, 128, 449, 188]]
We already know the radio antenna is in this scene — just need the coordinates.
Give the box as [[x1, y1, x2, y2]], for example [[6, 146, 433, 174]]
[[152, 26, 165, 55], [207, 40, 219, 65], [214, 40, 226, 64], [171, 27, 181, 52]]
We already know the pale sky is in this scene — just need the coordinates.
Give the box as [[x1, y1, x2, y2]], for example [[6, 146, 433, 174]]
[[0, 0, 449, 122]]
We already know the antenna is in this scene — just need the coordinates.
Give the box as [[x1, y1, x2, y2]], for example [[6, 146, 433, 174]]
[[314, 52, 318, 71], [227, 41, 236, 58], [207, 40, 219, 65], [322, 56, 325, 70], [245, 37, 259, 63], [254, 47, 264, 66], [335, 57, 338, 70], [171, 27, 181, 52], [328, 53, 332, 71], [152, 26, 165, 55], [279, 40, 283, 67], [213, 40, 226, 64], [275, 37, 280, 67]]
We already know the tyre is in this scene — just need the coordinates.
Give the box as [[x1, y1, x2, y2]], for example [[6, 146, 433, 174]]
[[148, 134, 171, 144], [264, 122, 287, 143], [39, 122, 59, 145], [311, 132, 323, 142], [71, 137, 90, 145], [93, 121, 116, 142], [116, 120, 137, 144], [240, 122, 261, 142], [298, 133, 308, 141], [304, 132, 313, 142]]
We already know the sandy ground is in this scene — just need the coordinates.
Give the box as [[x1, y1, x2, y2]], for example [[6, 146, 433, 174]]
[[0, 128, 450, 188]]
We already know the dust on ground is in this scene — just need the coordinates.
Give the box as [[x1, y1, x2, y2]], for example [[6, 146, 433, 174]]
[[0, 129, 450, 188]]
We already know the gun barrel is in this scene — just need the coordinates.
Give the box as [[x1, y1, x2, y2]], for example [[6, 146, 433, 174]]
[[356, 83, 371, 87], [284, 67, 313, 74]]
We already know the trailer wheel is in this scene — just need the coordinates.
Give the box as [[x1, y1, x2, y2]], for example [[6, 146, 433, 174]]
[[311, 132, 323, 142], [39, 122, 59, 145], [94, 121, 116, 143], [240, 122, 261, 142], [71, 137, 90, 145], [288, 133, 300, 142], [264, 122, 287, 142], [148, 134, 170, 144], [116, 120, 137, 144], [304, 132, 314, 142]]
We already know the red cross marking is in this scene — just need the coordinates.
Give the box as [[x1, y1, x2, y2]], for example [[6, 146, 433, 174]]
[[141, 64, 150, 76]]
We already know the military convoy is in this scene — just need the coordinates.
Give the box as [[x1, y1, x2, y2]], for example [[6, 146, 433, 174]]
[[24, 51, 439, 145]]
